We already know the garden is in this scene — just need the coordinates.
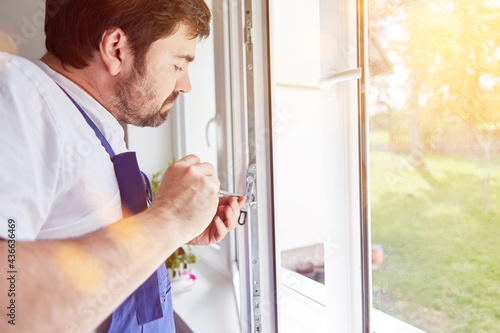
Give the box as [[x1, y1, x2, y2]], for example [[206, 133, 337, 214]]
[[370, 135, 500, 333]]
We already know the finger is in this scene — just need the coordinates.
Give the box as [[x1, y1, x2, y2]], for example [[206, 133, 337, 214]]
[[215, 204, 227, 217], [219, 196, 246, 208], [178, 154, 201, 165], [224, 206, 238, 230], [229, 197, 242, 212], [213, 216, 228, 242], [224, 206, 233, 225], [218, 195, 238, 206], [237, 196, 247, 207]]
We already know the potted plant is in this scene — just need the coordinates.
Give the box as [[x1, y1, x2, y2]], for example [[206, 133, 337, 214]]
[[165, 243, 196, 280]]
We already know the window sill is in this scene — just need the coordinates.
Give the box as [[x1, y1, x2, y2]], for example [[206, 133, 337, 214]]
[[171, 260, 240, 333], [278, 270, 426, 333], [171, 262, 426, 333], [279, 282, 327, 332], [372, 309, 427, 333]]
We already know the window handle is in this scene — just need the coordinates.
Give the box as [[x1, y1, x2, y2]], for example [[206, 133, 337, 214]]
[[205, 116, 217, 147], [319, 68, 362, 90]]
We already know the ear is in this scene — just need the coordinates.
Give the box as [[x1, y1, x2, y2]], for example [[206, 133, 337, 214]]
[[99, 28, 130, 76]]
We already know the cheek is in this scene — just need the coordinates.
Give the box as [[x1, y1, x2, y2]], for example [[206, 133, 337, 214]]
[[153, 70, 178, 98]]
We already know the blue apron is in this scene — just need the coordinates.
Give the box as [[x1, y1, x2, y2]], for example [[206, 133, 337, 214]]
[[60, 88, 175, 333]]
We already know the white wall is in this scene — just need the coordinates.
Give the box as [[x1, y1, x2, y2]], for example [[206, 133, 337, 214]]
[[127, 120, 177, 177], [0, 0, 46, 58]]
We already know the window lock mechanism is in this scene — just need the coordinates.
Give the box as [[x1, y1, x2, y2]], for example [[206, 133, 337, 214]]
[[238, 163, 257, 226]]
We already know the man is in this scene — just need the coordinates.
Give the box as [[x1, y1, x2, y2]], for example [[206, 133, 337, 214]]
[[0, 0, 245, 332]]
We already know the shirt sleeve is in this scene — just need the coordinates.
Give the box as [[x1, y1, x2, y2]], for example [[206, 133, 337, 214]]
[[0, 54, 62, 241]]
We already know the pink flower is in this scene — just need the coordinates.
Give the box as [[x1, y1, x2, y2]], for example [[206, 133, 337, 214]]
[[182, 270, 197, 281]]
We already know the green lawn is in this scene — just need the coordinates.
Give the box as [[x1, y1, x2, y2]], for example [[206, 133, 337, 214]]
[[370, 151, 500, 333]]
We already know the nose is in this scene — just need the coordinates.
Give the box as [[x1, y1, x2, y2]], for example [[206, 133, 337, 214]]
[[176, 69, 191, 93]]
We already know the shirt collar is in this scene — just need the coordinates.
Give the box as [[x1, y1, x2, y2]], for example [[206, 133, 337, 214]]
[[33, 60, 128, 154]]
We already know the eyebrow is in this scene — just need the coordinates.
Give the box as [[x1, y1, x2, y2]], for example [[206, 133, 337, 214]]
[[175, 55, 195, 63]]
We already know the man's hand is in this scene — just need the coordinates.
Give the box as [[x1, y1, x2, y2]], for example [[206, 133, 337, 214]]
[[190, 195, 246, 245], [151, 154, 220, 243], [0, 156, 221, 332]]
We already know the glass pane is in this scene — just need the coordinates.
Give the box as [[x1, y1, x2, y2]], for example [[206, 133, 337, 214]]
[[368, 1, 500, 332], [271, 0, 326, 285]]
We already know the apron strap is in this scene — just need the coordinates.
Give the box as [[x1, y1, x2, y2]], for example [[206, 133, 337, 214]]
[[58, 86, 153, 211], [58, 86, 117, 158], [58, 85, 170, 331]]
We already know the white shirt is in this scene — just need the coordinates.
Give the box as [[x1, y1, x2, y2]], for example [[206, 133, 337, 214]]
[[0, 52, 127, 241]]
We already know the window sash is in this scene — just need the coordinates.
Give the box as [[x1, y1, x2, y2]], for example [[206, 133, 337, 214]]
[[267, 0, 367, 331], [209, 0, 372, 332], [230, 0, 279, 332]]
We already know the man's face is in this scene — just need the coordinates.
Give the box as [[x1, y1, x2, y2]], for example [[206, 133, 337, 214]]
[[112, 24, 197, 127]]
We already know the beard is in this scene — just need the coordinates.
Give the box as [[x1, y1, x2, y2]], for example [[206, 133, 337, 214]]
[[112, 66, 179, 128]]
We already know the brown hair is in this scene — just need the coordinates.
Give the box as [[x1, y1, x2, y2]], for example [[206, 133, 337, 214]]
[[45, 0, 211, 69]]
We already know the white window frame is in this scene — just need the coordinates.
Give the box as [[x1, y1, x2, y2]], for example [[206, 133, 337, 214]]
[[230, 0, 279, 332], [229, 0, 369, 332], [176, 0, 432, 332], [173, 0, 238, 279], [227, 0, 370, 332]]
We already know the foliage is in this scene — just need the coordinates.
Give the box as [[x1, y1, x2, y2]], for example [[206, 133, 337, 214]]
[[165, 244, 196, 278], [370, 0, 500, 131], [369, 0, 500, 211], [402, 0, 500, 129]]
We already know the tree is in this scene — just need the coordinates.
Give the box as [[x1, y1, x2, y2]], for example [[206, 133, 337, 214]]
[[370, 0, 500, 211]]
